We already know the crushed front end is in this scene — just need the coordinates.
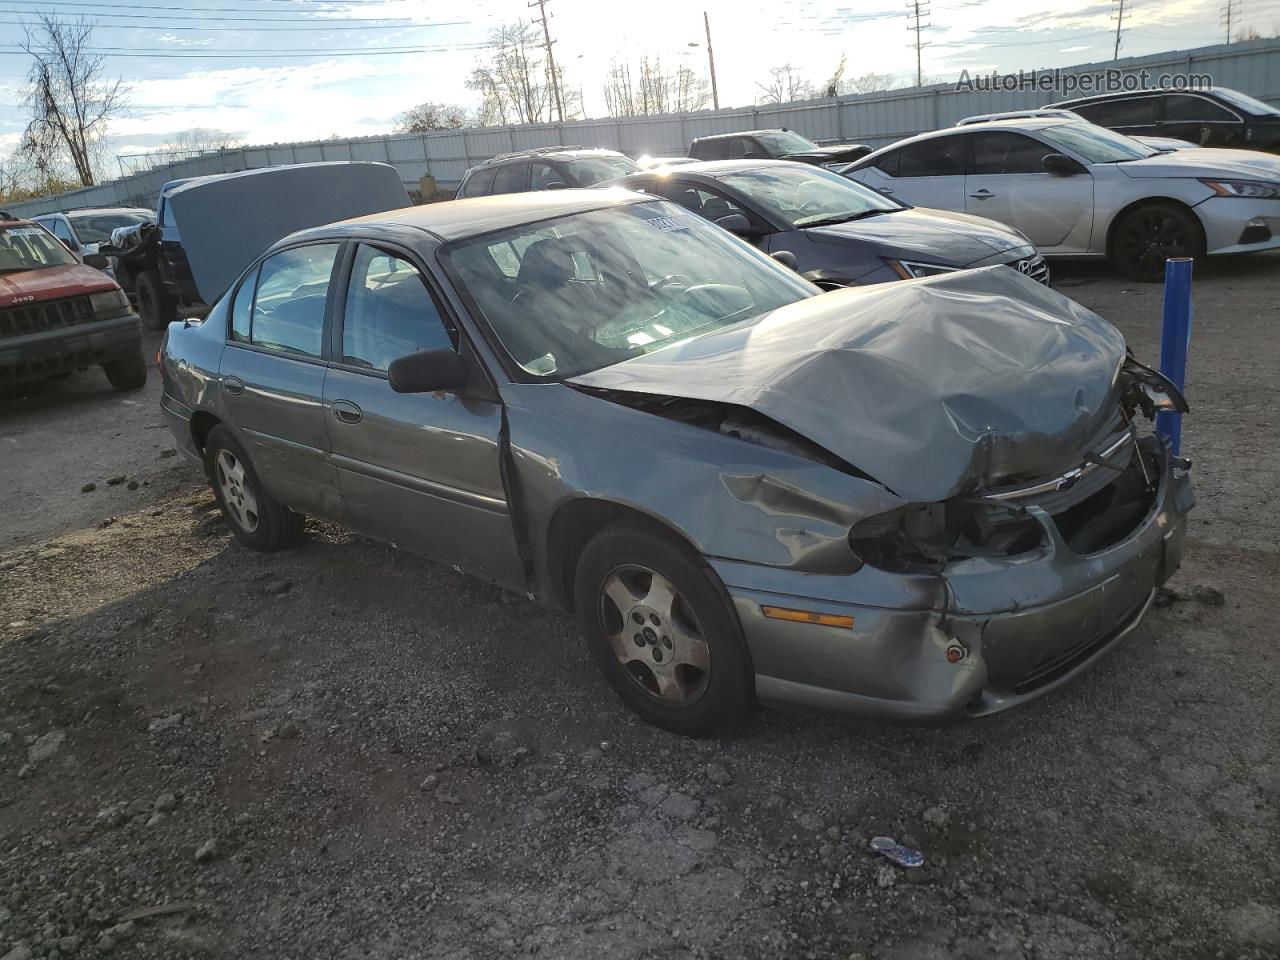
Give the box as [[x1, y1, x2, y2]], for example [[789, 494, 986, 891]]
[[712, 360, 1194, 720]]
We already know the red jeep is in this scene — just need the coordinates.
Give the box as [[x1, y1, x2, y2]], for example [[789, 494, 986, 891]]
[[0, 215, 145, 392]]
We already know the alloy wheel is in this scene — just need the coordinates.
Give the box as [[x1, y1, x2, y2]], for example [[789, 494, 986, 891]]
[[215, 449, 260, 533], [1115, 209, 1194, 277], [598, 564, 711, 705]]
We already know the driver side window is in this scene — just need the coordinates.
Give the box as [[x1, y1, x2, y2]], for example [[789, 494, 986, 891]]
[[247, 243, 340, 359], [653, 183, 748, 223]]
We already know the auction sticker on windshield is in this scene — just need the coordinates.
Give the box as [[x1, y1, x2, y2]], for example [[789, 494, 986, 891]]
[[643, 214, 692, 233]]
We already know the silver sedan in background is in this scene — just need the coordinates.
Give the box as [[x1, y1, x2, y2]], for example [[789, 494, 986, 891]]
[[160, 190, 1192, 736], [842, 116, 1280, 279]]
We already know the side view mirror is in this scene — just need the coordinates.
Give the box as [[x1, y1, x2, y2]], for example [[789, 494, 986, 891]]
[[388, 349, 470, 394], [770, 250, 799, 271], [1042, 153, 1083, 176], [715, 213, 755, 237]]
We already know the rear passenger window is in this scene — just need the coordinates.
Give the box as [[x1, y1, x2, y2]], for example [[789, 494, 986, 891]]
[[341, 245, 453, 371], [491, 162, 529, 194], [895, 138, 964, 177], [1086, 97, 1159, 126], [230, 267, 257, 342], [249, 244, 339, 359], [461, 168, 495, 197], [692, 139, 728, 161]]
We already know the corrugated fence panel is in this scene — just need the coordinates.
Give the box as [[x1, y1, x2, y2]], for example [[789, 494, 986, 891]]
[[6, 37, 1279, 216]]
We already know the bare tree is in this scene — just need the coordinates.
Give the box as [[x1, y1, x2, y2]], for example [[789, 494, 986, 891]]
[[842, 72, 904, 95], [394, 102, 470, 133], [19, 14, 127, 187], [604, 58, 710, 117], [755, 64, 813, 105], [466, 23, 580, 126], [822, 54, 847, 98], [163, 128, 242, 154]]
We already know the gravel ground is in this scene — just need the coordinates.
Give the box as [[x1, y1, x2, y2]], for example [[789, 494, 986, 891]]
[[1, 258, 1278, 960]]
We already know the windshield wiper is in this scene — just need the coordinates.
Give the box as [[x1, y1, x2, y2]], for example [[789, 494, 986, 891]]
[[800, 209, 892, 228]]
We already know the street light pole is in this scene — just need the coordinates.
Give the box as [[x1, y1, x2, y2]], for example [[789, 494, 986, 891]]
[[703, 11, 720, 110]]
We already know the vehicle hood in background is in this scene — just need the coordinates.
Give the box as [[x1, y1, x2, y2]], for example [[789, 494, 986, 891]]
[[0, 262, 118, 306], [1116, 146, 1280, 180], [782, 143, 873, 164], [806, 207, 1031, 267], [166, 161, 411, 304], [571, 267, 1126, 502]]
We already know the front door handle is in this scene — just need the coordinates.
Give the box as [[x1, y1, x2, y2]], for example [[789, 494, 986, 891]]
[[331, 399, 362, 425], [878, 186, 895, 194], [969, 189, 995, 200], [222, 375, 244, 396]]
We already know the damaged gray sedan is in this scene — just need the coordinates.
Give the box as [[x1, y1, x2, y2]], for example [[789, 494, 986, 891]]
[[160, 190, 1193, 736]]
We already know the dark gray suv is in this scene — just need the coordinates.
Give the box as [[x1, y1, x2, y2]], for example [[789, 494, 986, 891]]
[[456, 147, 640, 198]]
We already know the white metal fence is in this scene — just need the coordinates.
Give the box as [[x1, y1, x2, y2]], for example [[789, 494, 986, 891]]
[[6, 36, 1280, 218]]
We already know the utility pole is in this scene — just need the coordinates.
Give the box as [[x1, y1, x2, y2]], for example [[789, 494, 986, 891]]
[[529, 0, 564, 122], [703, 11, 720, 111], [906, 0, 931, 87], [1221, 0, 1242, 43], [1112, 0, 1127, 60]]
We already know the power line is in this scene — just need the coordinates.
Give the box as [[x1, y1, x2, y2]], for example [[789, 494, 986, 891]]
[[0, 42, 491, 59], [906, 0, 930, 87], [0, 18, 466, 32], [0, 7, 433, 24]]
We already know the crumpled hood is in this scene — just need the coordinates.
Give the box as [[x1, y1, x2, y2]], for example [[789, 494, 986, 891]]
[[807, 207, 1031, 267], [571, 267, 1126, 502], [1117, 146, 1280, 180]]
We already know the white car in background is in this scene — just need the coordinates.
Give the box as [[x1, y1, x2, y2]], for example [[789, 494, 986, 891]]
[[842, 116, 1280, 279]]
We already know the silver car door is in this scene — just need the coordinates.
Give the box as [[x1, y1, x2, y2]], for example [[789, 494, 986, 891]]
[[868, 135, 967, 210], [322, 242, 525, 590], [220, 242, 343, 520], [963, 131, 1095, 252]]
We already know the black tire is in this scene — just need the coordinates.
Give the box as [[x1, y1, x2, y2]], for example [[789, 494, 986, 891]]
[[102, 349, 147, 391], [136, 270, 177, 331], [1111, 202, 1204, 283], [203, 424, 304, 551], [574, 520, 752, 737]]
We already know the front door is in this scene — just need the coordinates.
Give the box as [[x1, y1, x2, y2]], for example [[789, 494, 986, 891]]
[[220, 242, 343, 519], [1158, 93, 1245, 147], [322, 242, 525, 589], [963, 131, 1094, 252]]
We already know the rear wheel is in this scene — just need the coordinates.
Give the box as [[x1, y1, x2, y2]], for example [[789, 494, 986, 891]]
[[575, 520, 752, 737], [136, 270, 177, 331], [203, 424, 304, 551], [1112, 202, 1204, 283], [102, 349, 147, 391]]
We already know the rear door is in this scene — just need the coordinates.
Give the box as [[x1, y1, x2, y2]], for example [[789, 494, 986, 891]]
[[964, 130, 1094, 251], [220, 242, 343, 520], [1071, 96, 1161, 138], [491, 162, 530, 195], [864, 135, 966, 210], [322, 241, 525, 588]]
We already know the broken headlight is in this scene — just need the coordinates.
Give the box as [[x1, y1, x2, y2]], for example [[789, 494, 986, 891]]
[[849, 500, 1045, 574], [1119, 355, 1189, 421]]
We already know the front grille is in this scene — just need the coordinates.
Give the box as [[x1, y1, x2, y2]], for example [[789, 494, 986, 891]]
[[0, 296, 95, 341], [983, 417, 1133, 515], [1013, 595, 1147, 694], [1012, 254, 1050, 285]]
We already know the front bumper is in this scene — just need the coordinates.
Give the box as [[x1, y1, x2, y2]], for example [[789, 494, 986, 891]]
[[712, 436, 1193, 721], [0, 314, 141, 386], [1194, 196, 1280, 255]]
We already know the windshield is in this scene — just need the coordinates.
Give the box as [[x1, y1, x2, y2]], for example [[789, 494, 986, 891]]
[[1039, 122, 1156, 163], [755, 130, 819, 154], [68, 212, 153, 244], [445, 201, 817, 379], [719, 164, 903, 227], [0, 224, 79, 274], [565, 155, 641, 186], [1213, 87, 1280, 117]]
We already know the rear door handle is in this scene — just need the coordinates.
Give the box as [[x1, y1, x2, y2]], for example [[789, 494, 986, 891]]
[[879, 186, 894, 194], [969, 189, 994, 200], [331, 399, 362, 424], [222, 376, 244, 396]]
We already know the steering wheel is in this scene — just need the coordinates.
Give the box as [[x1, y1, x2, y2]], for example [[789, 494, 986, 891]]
[[651, 274, 694, 293]]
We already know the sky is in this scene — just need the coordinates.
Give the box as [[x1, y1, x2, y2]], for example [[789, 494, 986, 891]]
[[0, 0, 1277, 171]]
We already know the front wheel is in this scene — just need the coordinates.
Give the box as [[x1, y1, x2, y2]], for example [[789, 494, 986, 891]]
[[102, 350, 147, 391], [203, 425, 304, 551], [574, 521, 752, 737], [136, 270, 177, 331], [1112, 202, 1204, 283]]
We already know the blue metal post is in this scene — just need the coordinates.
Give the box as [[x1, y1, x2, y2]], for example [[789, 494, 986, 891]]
[[1156, 257, 1194, 455]]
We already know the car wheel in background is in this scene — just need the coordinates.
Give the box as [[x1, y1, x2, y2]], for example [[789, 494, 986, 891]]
[[203, 424, 304, 551], [575, 520, 752, 737], [102, 350, 147, 391], [135, 269, 178, 331], [1112, 202, 1204, 283]]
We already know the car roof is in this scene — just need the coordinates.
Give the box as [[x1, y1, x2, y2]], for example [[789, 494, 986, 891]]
[[1048, 88, 1228, 108], [852, 117, 1078, 166], [283, 188, 654, 245], [691, 129, 789, 142], [618, 158, 799, 180], [474, 147, 627, 169]]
